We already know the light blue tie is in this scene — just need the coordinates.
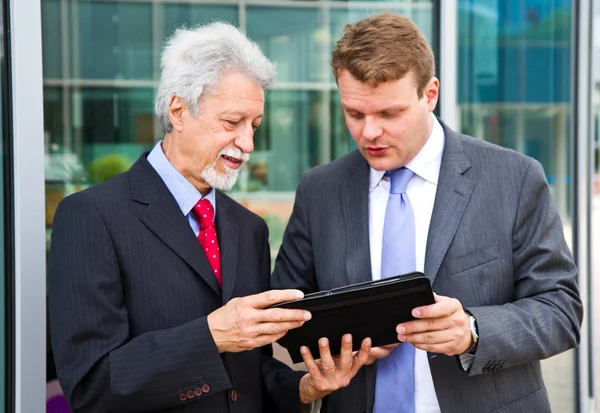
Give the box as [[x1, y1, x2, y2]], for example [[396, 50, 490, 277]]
[[374, 167, 416, 413]]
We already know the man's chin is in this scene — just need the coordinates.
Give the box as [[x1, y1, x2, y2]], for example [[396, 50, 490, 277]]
[[364, 158, 397, 172], [360, 151, 405, 172], [200, 168, 240, 191]]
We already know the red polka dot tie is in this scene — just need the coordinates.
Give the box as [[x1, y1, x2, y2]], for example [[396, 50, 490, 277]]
[[193, 199, 222, 288]]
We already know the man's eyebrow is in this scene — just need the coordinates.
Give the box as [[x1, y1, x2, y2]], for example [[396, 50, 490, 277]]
[[378, 104, 408, 113], [341, 104, 360, 112], [219, 110, 263, 120], [340, 104, 408, 113]]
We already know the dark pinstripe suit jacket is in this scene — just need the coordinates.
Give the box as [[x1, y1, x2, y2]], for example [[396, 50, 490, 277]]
[[48, 154, 304, 413]]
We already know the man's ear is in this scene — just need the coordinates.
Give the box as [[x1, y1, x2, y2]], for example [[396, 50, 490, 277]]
[[168, 95, 186, 132], [424, 77, 439, 112]]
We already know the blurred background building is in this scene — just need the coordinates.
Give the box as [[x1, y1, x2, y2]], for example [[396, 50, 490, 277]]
[[0, 0, 598, 412]]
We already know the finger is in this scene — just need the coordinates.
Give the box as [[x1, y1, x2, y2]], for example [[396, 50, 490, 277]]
[[253, 320, 305, 337], [246, 289, 305, 309], [412, 296, 461, 319], [317, 337, 336, 375], [301, 346, 323, 381], [252, 331, 289, 348], [338, 334, 354, 373], [351, 337, 372, 375], [364, 356, 377, 365], [397, 316, 451, 335], [369, 345, 396, 360], [402, 329, 457, 347], [380, 343, 400, 351], [258, 307, 312, 323], [411, 338, 456, 354]]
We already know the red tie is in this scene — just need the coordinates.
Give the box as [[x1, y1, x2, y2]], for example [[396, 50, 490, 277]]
[[193, 199, 222, 287]]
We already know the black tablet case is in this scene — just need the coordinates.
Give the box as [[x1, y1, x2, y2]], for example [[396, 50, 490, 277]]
[[272, 272, 435, 363]]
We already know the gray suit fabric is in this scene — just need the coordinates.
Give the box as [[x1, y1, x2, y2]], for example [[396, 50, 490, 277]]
[[272, 122, 582, 413], [48, 154, 304, 413]]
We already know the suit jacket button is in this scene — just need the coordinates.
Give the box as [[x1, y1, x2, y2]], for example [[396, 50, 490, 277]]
[[202, 384, 211, 393], [231, 390, 238, 402], [186, 390, 195, 399], [194, 387, 203, 397], [178, 393, 187, 401]]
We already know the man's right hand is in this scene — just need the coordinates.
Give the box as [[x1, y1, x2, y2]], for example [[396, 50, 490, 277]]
[[207, 289, 312, 353]]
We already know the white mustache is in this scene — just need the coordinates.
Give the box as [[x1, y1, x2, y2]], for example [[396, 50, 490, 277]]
[[218, 147, 250, 163]]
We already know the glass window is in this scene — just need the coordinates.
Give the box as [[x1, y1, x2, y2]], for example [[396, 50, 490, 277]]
[[330, 89, 356, 159], [247, 7, 324, 83], [41, 0, 61, 79], [45, 87, 155, 197], [163, 5, 238, 38], [458, 1, 575, 411], [71, 2, 153, 80], [42, 3, 436, 404]]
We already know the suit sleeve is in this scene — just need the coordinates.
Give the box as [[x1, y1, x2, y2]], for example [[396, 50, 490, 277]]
[[271, 177, 320, 294], [258, 223, 306, 413], [465, 159, 583, 376], [48, 192, 231, 412]]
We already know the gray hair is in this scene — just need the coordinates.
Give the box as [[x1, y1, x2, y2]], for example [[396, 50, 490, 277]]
[[155, 21, 276, 133]]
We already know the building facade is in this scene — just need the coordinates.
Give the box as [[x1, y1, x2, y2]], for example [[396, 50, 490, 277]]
[[1, 0, 597, 412]]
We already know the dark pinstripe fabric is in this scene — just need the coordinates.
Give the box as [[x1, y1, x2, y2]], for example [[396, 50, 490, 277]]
[[48, 154, 304, 413]]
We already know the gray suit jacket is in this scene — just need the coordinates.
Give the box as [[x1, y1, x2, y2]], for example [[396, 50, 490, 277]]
[[272, 122, 582, 413]]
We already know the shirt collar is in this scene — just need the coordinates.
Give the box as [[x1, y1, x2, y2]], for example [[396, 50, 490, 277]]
[[369, 114, 445, 192], [147, 140, 216, 217]]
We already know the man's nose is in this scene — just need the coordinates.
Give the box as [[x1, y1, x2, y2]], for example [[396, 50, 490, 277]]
[[362, 117, 383, 140], [235, 131, 254, 154]]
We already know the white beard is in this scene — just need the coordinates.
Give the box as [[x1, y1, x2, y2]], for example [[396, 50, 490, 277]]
[[200, 147, 250, 191]]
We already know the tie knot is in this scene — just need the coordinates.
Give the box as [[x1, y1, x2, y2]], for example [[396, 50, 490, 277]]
[[193, 199, 215, 228], [388, 167, 414, 194]]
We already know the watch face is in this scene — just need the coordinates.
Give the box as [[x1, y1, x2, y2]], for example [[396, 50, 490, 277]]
[[469, 316, 478, 341]]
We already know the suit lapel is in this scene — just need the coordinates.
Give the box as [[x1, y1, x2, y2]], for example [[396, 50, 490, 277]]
[[215, 192, 239, 304], [129, 155, 221, 296], [341, 152, 373, 286], [424, 124, 475, 283]]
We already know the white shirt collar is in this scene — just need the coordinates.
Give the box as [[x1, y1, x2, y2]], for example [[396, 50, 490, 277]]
[[369, 113, 445, 192]]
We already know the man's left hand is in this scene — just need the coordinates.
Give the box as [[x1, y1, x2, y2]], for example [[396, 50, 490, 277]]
[[298, 334, 371, 404], [396, 293, 473, 356]]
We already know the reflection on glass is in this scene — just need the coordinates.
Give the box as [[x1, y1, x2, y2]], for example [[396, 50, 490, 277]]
[[235, 90, 323, 193], [163, 5, 238, 38], [330, 90, 356, 159], [458, 2, 574, 412], [41, 4, 436, 404], [41, 0, 61, 79], [73, 87, 154, 180], [247, 7, 324, 83], [43, 87, 64, 150], [72, 2, 153, 80]]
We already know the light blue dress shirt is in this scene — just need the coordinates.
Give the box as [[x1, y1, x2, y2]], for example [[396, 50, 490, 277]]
[[147, 141, 216, 236]]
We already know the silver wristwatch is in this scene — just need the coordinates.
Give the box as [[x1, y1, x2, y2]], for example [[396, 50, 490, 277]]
[[466, 313, 478, 354]]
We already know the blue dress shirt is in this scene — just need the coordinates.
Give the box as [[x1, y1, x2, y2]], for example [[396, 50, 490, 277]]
[[147, 141, 216, 236]]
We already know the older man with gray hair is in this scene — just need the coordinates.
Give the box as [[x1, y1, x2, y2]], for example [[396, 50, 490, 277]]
[[48, 21, 370, 413]]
